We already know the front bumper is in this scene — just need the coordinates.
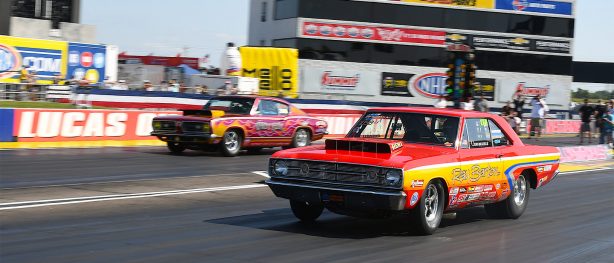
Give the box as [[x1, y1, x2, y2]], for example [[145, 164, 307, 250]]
[[151, 132, 217, 144], [266, 179, 407, 211]]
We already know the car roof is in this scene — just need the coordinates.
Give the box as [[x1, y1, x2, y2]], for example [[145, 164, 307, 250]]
[[367, 107, 496, 118]]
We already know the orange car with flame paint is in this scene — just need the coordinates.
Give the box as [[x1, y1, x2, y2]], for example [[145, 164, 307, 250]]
[[151, 96, 328, 156], [266, 107, 560, 234]]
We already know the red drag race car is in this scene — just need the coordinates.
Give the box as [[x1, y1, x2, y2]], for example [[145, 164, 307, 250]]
[[266, 107, 560, 234], [151, 96, 328, 156]]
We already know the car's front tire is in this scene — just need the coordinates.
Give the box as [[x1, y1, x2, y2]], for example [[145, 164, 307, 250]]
[[290, 200, 323, 222], [484, 174, 530, 219], [410, 180, 445, 235], [220, 129, 242, 157], [167, 142, 186, 154]]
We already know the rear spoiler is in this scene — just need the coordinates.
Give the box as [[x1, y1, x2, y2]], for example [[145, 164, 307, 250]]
[[325, 139, 403, 154]]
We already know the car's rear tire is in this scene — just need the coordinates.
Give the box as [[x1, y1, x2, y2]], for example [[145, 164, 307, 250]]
[[284, 129, 311, 149], [410, 181, 445, 235], [290, 200, 323, 222], [220, 129, 242, 157], [167, 142, 186, 154], [484, 174, 530, 219]]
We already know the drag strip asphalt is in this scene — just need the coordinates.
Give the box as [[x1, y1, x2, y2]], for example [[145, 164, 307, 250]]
[[1, 146, 614, 262], [0, 168, 607, 211]]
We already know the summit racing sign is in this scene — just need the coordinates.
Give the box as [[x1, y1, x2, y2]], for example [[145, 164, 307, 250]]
[[13, 109, 178, 142], [321, 71, 360, 90], [301, 67, 379, 95]]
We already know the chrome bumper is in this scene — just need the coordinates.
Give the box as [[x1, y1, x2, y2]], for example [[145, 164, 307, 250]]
[[266, 179, 407, 211]]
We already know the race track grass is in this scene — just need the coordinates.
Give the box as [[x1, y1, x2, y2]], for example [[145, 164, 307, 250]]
[[0, 101, 111, 109]]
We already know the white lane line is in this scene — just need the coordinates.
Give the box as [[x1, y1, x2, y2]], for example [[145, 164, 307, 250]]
[[559, 167, 613, 175], [0, 184, 268, 211], [1, 172, 259, 190], [252, 171, 270, 178]]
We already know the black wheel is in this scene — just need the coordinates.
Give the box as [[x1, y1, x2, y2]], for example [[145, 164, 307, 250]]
[[484, 174, 530, 219], [285, 129, 311, 149], [410, 181, 445, 235], [166, 142, 186, 154], [220, 129, 242, 157], [290, 200, 323, 222]]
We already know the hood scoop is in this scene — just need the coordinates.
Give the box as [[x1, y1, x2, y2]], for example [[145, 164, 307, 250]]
[[325, 138, 403, 154], [182, 109, 225, 118]]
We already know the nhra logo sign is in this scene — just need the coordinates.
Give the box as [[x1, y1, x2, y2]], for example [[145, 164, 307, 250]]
[[321, 71, 360, 90], [0, 44, 22, 79], [413, 73, 447, 99]]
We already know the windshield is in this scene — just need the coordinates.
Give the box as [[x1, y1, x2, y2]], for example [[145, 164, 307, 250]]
[[203, 98, 255, 115], [347, 112, 460, 147]]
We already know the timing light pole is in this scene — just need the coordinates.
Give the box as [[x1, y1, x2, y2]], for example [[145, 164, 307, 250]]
[[445, 44, 477, 109]]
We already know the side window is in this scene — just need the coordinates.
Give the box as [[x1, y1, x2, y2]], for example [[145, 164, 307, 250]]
[[464, 119, 492, 148], [489, 119, 510, 146], [460, 125, 469, 149], [257, 100, 289, 116]]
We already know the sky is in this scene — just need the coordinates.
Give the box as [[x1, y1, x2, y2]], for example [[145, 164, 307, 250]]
[[81, 0, 250, 66], [81, 0, 614, 66]]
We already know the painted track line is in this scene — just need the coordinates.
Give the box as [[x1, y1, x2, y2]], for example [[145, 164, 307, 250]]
[[1, 172, 260, 190], [252, 171, 270, 178], [559, 167, 612, 175], [0, 184, 267, 211]]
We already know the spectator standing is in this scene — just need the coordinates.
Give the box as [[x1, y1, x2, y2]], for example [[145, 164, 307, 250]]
[[502, 101, 513, 116], [474, 95, 489, 112], [528, 95, 546, 140], [220, 42, 242, 76], [597, 104, 613, 144], [512, 90, 525, 118], [143, 80, 153, 91], [595, 100, 607, 144], [601, 104, 613, 146], [434, 95, 447, 108], [579, 99, 594, 144]]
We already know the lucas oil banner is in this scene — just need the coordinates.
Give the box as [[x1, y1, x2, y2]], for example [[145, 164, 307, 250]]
[[67, 42, 106, 85], [240, 47, 299, 98], [0, 36, 68, 84]]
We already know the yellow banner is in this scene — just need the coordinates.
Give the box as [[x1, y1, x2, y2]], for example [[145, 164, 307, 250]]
[[239, 47, 299, 98], [0, 36, 68, 85], [400, 0, 494, 9]]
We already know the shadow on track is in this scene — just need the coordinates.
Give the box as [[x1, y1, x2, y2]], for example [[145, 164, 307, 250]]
[[134, 147, 280, 157], [207, 206, 500, 238]]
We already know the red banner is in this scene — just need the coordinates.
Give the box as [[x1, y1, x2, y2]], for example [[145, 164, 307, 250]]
[[301, 20, 446, 46], [13, 109, 180, 142]]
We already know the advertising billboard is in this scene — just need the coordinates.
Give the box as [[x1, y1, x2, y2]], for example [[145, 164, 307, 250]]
[[0, 36, 68, 84], [497, 80, 569, 106], [68, 42, 106, 85], [300, 19, 446, 47], [495, 0, 572, 16], [398, 0, 495, 9], [301, 67, 379, 95], [381, 72, 415, 97], [446, 33, 571, 55], [240, 47, 299, 98]]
